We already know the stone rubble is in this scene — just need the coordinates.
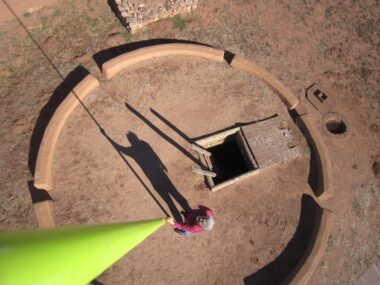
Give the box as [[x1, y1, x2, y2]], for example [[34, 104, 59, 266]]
[[112, 0, 198, 34]]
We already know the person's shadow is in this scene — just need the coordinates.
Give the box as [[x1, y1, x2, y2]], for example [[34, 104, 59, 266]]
[[103, 130, 191, 222]]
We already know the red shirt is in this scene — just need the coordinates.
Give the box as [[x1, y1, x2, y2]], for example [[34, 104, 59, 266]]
[[173, 206, 213, 233]]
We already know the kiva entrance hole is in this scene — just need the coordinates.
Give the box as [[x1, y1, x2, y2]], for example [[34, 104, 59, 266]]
[[208, 134, 250, 184]]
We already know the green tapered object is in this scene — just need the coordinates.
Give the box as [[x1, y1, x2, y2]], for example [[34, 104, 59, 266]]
[[0, 218, 164, 285]]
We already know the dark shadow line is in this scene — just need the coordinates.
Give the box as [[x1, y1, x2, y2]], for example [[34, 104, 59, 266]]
[[150, 108, 193, 144], [28, 181, 53, 203], [93, 38, 212, 72], [28, 66, 90, 175], [100, 129, 170, 217], [125, 103, 200, 166], [4, 0, 171, 218], [2, 0, 103, 172], [287, 109, 320, 197], [91, 279, 105, 285], [243, 194, 317, 284], [1, 0, 63, 80]]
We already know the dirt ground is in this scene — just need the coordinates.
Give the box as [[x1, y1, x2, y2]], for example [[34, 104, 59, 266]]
[[0, 0, 379, 284]]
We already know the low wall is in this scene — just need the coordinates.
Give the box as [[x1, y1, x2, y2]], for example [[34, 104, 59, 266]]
[[102, 43, 225, 79], [32, 43, 334, 284], [34, 74, 100, 191]]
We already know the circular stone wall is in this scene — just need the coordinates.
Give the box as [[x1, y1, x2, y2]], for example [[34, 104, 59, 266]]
[[52, 55, 309, 284]]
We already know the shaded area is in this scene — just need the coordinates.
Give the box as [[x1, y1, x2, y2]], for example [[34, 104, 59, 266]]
[[209, 136, 249, 184], [150, 108, 193, 144], [27, 180, 53, 204], [126, 103, 200, 166], [91, 279, 105, 285], [325, 118, 347, 134], [224, 50, 235, 65], [288, 110, 321, 197], [244, 194, 317, 285], [101, 130, 190, 222], [93, 37, 211, 71], [28, 66, 90, 176]]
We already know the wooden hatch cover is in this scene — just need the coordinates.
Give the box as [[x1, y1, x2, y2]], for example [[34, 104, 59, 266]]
[[241, 116, 301, 168]]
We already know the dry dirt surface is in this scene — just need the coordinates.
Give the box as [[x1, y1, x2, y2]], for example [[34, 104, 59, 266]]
[[0, 0, 379, 285]]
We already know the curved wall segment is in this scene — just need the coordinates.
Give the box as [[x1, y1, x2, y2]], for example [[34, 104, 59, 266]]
[[102, 43, 225, 79], [33, 74, 100, 191]]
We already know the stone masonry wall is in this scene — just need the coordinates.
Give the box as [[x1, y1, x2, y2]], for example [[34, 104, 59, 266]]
[[113, 0, 198, 34]]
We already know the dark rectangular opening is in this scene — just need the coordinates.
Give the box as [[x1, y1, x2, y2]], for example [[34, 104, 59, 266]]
[[208, 134, 251, 184]]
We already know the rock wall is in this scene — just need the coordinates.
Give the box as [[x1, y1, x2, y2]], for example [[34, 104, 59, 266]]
[[113, 0, 198, 34]]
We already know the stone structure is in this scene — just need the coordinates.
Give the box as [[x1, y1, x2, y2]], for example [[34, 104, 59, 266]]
[[112, 0, 198, 34], [33, 43, 335, 284]]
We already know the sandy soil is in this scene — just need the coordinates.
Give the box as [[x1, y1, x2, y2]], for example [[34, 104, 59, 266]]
[[0, 0, 379, 284]]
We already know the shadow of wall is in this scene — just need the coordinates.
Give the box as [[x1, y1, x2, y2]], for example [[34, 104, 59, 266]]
[[244, 194, 318, 285]]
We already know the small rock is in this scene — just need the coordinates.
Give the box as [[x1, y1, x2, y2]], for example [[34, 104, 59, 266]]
[[115, 0, 122, 4], [138, 3, 146, 8], [370, 123, 378, 133], [121, 11, 128, 17], [252, 256, 259, 264], [12, 118, 29, 134]]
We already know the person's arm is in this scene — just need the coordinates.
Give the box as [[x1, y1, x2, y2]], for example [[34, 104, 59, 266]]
[[173, 222, 204, 233]]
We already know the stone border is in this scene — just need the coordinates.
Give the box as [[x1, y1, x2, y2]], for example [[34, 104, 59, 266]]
[[229, 55, 299, 110], [33, 43, 334, 284], [102, 43, 224, 79], [294, 106, 334, 201], [33, 74, 100, 191], [282, 202, 333, 285]]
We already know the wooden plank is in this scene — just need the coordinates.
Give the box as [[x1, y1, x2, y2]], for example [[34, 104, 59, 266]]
[[195, 127, 240, 148], [198, 153, 214, 187], [242, 116, 301, 168], [191, 144, 211, 156], [211, 169, 263, 192], [235, 130, 258, 169], [192, 167, 217, 177]]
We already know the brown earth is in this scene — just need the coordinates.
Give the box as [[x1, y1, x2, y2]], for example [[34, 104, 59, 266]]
[[0, 0, 379, 285]]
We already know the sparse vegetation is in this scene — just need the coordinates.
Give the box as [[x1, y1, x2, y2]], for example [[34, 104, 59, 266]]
[[40, 16, 48, 31], [172, 14, 186, 31], [352, 186, 377, 219], [325, 235, 335, 255], [23, 12, 32, 18]]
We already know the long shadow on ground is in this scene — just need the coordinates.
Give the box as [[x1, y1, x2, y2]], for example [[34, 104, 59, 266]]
[[28, 66, 90, 177], [244, 194, 317, 285], [101, 130, 190, 222]]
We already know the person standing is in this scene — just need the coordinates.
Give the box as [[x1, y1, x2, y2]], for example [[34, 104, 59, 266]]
[[165, 205, 215, 236]]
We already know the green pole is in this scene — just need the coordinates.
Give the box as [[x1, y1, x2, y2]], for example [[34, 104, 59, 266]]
[[0, 218, 165, 285]]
